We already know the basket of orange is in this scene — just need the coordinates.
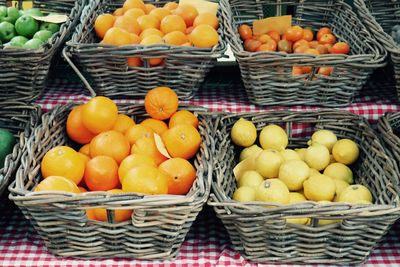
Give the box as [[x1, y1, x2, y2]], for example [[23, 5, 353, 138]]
[[63, 0, 226, 100], [8, 86, 212, 259], [220, 0, 386, 107], [0, 0, 85, 103]]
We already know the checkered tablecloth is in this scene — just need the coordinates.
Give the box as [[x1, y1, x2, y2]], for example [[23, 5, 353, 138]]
[[2, 70, 400, 267]]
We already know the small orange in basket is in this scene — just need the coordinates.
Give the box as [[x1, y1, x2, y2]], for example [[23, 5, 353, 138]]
[[66, 105, 96, 145], [193, 13, 219, 30], [162, 124, 201, 159], [190, 24, 219, 48], [114, 15, 141, 35], [169, 110, 199, 129], [316, 27, 331, 41], [256, 40, 277, 52], [163, 31, 188, 46], [293, 39, 309, 51], [123, 0, 146, 13], [173, 4, 198, 27], [131, 136, 168, 165], [102, 27, 140, 46], [244, 39, 261, 52], [122, 165, 168, 194], [125, 124, 154, 145], [41, 146, 85, 185], [34, 176, 80, 193], [140, 118, 169, 135], [127, 57, 143, 67], [160, 15, 186, 34], [257, 34, 273, 44], [90, 130, 130, 164], [145, 3, 156, 13], [238, 24, 252, 40], [113, 8, 125, 17], [149, 8, 171, 21], [112, 114, 136, 135], [82, 96, 118, 134], [77, 152, 90, 166], [164, 2, 179, 11], [140, 28, 164, 39], [185, 26, 194, 35], [303, 28, 314, 42], [94, 14, 115, 39], [144, 86, 179, 120], [159, 158, 196, 195], [94, 189, 133, 222], [140, 35, 165, 66], [118, 154, 157, 183], [79, 144, 91, 157], [330, 42, 350, 54], [292, 66, 304, 76], [86, 209, 97, 220], [319, 33, 336, 45], [123, 8, 145, 20], [267, 30, 280, 43], [285, 25, 304, 42], [318, 67, 334, 76], [137, 14, 160, 31], [84, 156, 119, 191]]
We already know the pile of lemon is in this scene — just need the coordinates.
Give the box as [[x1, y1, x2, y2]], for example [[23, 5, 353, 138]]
[[230, 118, 372, 225]]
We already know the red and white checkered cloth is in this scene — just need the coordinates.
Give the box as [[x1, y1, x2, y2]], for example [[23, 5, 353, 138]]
[[2, 77, 400, 267]]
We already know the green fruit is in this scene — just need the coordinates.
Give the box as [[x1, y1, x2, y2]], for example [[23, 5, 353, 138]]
[[23, 38, 44, 49], [2, 7, 21, 24], [0, 129, 16, 169], [0, 6, 7, 21], [23, 8, 44, 17], [40, 22, 60, 34], [0, 21, 16, 42], [33, 30, 53, 42], [15, 15, 39, 38], [9, 35, 29, 47]]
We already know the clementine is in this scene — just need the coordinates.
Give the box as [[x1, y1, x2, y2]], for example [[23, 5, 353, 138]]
[[66, 105, 96, 144], [90, 130, 130, 164], [34, 176, 80, 193], [162, 124, 201, 159], [122, 165, 168, 194], [159, 158, 196, 195], [144, 86, 179, 120], [84, 155, 119, 191]]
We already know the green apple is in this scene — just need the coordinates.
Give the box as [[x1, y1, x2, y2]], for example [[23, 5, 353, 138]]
[[8, 35, 29, 47], [33, 30, 53, 42], [2, 7, 21, 24], [0, 6, 7, 21], [40, 22, 60, 34], [22, 8, 44, 17], [15, 15, 39, 38], [0, 21, 16, 42], [23, 38, 43, 49]]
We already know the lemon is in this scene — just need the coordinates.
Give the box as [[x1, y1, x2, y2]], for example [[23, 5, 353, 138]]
[[295, 148, 307, 161], [337, 184, 373, 204], [259, 124, 288, 151], [305, 144, 330, 171], [278, 160, 310, 191], [309, 168, 320, 176], [255, 149, 283, 178], [308, 129, 337, 152], [280, 149, 301, 162], [255, 179, 290, 205], [233, 155, 257, 181], [238, 170, 264, 188], [239, 144, 263, 161], [317, 201, 341, 225], [332, 139, 359, 165], [231, 118, 257, 147], [287, 192, 309, 225], [233, 186, 256, 202], [303, 174, 335, 201], [333, 179, 350, 201], [323, 162, 353, 184]]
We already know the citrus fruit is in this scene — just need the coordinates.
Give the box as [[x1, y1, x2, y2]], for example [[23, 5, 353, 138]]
[[323, 162, 353, 184], [137, 14, 160, 31], [0, 129, 15, 169], [163, 30, 188, 45], [149, 8, 171, 21], [305, 144, 330, 171], [113, 7, 125, 16], [82, 96, 118, 134], [123, 0, 146, 13], [308, 129, 337, 152], [131, 136, 168, 165], [255, 179, 290, 205], [79, 144, 90, 157], [122, 165, 168, 194], [238, 170, 264, 188], [164, 2, 179, 11], [303, 174, 335, 201], [145, 3, 156, 13], [140, 28, 164, 39], [173, 4, 198, 27], [89, 130, 130, 164], [123, 8, 145, 19], [84, 155, 119, 191], [112, 114, 136, 135], [189, 24, 219, 48], [144, 87, 179, 120], [34, 176, 80, 193], [233, 186, 256, 202], [94, 14, 115, 39], [94, 189, 133, 222], [259, 124, 288, 151], [118, 154, 157, 183], [295, 148, 307, 161], [280, 149, 301, 162], [239, 145, 263, 161], [113, 15, 141, 35], [140, 118, 168, 135], [77, 152, 90, 166], [193, 13, 219, 29], [160, 15, 186, 34], [255, 149, 283, 179], [333, 179, 350, 201], [332, 139, 359, 165], [158, 158, 196, 195], [309, 168, 320, 176], [102, 27, 140, 45], [230, 118, 257, 147], [125, 124, 154, 145], [278, 160, 310, 191], [287, 192, 309, 225], [337, 184, 372, 204], [169, 110, 199, 129], [162, 124, 201, 159], [66, 105, 96, 144]]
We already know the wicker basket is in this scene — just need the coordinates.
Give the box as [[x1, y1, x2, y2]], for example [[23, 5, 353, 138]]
[[220, 0, 387, 107], [0, 0, 85, 103], [208, 110, 400, 264], [63, 0, 226, 100], [0, 101, 40, 196], [8, 102, 212, 259], [354, 0, 400, 100], [378, 112, 400, 175]]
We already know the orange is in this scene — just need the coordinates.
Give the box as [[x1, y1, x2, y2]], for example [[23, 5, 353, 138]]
[[149, 8, 171, 21], [144, 86, 179, 120], [79, 144, 90, 157], [169, 110, 199, 129], [84, 156, 119, 191], [164, 2, 179, 11], [41, 146, 85, 185], [125, 124, 154, 145], [77, 152, 90, 166], [162, 124, 201, 159], [112, 114, 136, 135], [94, 189, 133, 222], [140, 118, 168, 135], [113, 8, 125, 16], [140, 28, 164, 39], [317, 27, 331, 41], [160, 15, 186, 34], [127, 57, 143, 67], [173, 4, 198, 27], [193, 13, 219, 29], [34, 176, 80, 193], [186, 26, 194, 35], [122, 165, 168, 194], [114, 15, 141, 35], [145, 3, 156, 13], [94, 14, 115, 39], [123, 8, 145, 19], [123, 0, 146, 13], [102, 27, 140, 46], [257, 34, 273, 44], [140, 35, 164, 66], [163, 31, 188, 46], [66, 105, 96, 144], [90, 130, 130, 164], [238, 24, 252, 40], [131, 136, 168, 165], [82, 96, 118, 134], [78, 186, 88, 192], [86, 209, 97, 220], [159, 158, 196, 195], [267, 30, 280, 43], [137, 14, 160, 31], [190, 24, 219, 48], [303, 28, 314, 42], [181, 41, 192, 47], [118, 154, 157, 183]]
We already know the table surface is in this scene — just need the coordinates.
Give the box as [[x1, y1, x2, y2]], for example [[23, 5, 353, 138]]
[[2, 66, 400, 267]]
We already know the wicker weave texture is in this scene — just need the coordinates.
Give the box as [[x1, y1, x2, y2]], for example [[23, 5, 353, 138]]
[[208, 110, 400, 264], [220, 0, 386, 107], [8, 103, 212, 259], [0, 102, 40, 196], [0, 0, 85, 103], [64, 0, 226, 100], [354, 0, 400, 99]]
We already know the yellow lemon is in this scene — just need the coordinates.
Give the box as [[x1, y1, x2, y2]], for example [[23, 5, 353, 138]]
[[332, 139, 359, 165], [278, 160, 310, 191], [287, 192, 309, 225], [333, 179, 350, 201], [305, 144, 330, 171], [295, 148, 307, 161], [337, 184, 373, 204], [255, 149, 283, 178], [255, 179, 290, 205], [308, 129, 337, 152], [317, 201, 342, 225], [309, 168, 320, 176], [233, 186, 256, 202], [231, 118, 257, 147], [238, 170, 264, 188], [239, 144, 263, 161], [259, 124, 288, 151], [303, 174, 335, 201], [323, 162, 353, 184], [280, 149, 301, 162]]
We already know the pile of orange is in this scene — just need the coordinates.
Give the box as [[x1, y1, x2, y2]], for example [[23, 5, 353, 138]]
[[238, 24, 351, 76], [35, 86, 202, 222], [94, 0, 220, 67]]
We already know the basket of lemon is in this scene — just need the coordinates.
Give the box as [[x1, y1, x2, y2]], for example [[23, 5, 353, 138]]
[[63, 0, 226, 100], [0, 0, 85, 103], [0, 101, 40, 196], [208, 110, 400, 264], [8, 87, 213, 259]]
